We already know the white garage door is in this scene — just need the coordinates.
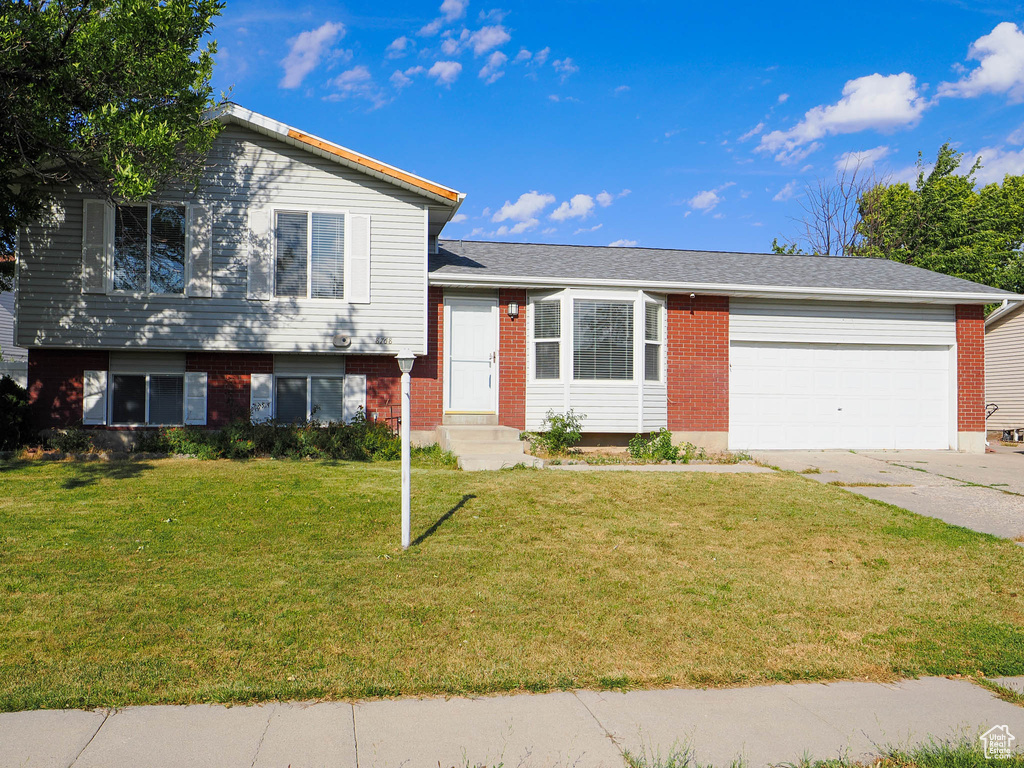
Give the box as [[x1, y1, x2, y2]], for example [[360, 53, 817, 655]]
[[729, 342, 952, 450]]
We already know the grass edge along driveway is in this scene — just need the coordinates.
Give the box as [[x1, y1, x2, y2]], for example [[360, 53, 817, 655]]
[[1, 457, 1023, 712]]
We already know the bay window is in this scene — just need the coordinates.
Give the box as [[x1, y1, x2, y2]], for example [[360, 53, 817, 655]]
[[645, 303, 662, 382]]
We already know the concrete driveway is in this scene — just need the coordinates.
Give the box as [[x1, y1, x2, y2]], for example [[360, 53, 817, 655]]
[[753, 446, 1024, 539]]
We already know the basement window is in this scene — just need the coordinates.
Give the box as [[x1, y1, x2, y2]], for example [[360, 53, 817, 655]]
[[274, 376, 345, 424], [110, 374, 184, 425]]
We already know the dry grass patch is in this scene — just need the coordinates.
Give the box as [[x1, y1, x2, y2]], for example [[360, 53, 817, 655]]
[[1, 458, 1023, 711]]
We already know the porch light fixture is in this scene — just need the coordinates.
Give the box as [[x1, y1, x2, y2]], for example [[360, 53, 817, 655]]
[[396, 349, 416, 549], [507, 302, 519, 319]]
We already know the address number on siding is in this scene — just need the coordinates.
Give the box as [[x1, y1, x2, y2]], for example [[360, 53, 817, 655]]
[[375, 337, 393, 345]]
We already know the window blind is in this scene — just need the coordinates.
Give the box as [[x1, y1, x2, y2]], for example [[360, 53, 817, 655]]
[[149, 375, 184, 424], [311, 377, 344, 424], [534, 301, 561, 379], [645, 303, 661, 382], [311, 213, 345, 299], [275, 377, 308, 423], [113, 205, 148, 291], [275, 212, 308, 297], [573, 300, 633, 380], [111, 374, 146, 424]]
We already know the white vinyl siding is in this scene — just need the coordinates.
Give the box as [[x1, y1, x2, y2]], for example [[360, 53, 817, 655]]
[[0, 291, 27, 361], [985, 306, 1024, 430], [19, 124, 428, 354]]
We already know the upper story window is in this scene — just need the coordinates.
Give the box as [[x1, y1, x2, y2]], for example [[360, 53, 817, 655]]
[[573, 300, 634, 380], [274, 211, 345, 299], [113, 204, 186, 294]]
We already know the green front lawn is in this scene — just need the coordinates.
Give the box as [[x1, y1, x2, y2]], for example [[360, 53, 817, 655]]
[[1, 458, 1022, 711]]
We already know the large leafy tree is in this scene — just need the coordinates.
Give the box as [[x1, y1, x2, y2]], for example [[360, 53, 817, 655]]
[[851, 143, 1024, 294], [0, 0, 224, 290]]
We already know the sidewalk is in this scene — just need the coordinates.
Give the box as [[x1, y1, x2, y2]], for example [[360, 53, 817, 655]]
[[2, 677, 1023, 768]]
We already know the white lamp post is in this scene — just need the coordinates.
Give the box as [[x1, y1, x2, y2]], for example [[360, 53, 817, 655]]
[[396, 349, 416, 549]]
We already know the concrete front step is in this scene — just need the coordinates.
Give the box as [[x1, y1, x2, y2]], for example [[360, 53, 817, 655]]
[[459, 454, 545, 471], [442, 413, 499, 426], [438, 425, 523, 450], [448, 440, 526, 455]]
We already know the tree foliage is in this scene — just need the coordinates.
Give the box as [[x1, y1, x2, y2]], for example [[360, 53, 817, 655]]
[[0, 0, 225, 290], [851, 143, 1024, 293]]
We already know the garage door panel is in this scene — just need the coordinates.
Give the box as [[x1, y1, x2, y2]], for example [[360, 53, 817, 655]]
[[729, 342, 951, 450]]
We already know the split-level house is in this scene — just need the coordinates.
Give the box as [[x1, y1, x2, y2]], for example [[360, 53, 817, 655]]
[[14, 104, 1021, 453]]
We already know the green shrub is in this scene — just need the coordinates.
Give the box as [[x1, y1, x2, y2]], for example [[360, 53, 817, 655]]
[[0, 375, 29, 450], [46, 424, 94, 453], [627, 429, 708, 463], [528, 409, 585, 455]]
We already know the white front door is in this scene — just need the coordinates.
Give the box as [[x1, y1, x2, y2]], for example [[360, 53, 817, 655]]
[[447, 297, 498, 412]]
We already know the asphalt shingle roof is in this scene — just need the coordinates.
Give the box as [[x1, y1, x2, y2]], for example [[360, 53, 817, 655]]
[[430, 240, 1015, 297]]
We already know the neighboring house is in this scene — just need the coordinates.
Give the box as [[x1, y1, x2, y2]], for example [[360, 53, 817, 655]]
[[985, 300, 1024, 433], [0, 290, 27, 360], [14, 104, 1021, 452]]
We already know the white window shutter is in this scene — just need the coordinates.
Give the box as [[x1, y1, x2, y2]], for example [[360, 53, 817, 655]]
[[250, 372, 273, 423], [82, 370, 108, 425], [247, 207, 272, 300], [187, 205, 213, 298], [347, 214, 370, 304], [184, 372, 208, 425], [81, 200, 110, 294], [343, 373, 366, 423]]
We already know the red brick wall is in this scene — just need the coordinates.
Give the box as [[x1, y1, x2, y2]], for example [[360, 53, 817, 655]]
[[956, 304, 985, 433], [666, 295, 730, 433], [409, 286, 444, 431], [27, 349, 110, 430], [498, 289, 527, 430], [345, 355, 401, 428], [185, 352, 273, 427]]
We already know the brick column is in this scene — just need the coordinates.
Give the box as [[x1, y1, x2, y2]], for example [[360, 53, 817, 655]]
[[666, 295, 730, 451], [27, 348, 110, 430], [410, 286, 444, 431], [185, 352, 273, 427], [498, 288, 527, 430], [955, 304, 985, 452]]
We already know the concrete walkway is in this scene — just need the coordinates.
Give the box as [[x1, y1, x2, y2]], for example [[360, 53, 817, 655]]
[[547, 463, 774, 473], [2, 677, 1023, 768], [753, 449, 1024, 539]]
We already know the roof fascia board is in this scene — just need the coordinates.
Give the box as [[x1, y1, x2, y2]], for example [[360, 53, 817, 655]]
[[428, 272, 1020, 304], [216, 104, 464, 207], [985, 299, 1024, 326]]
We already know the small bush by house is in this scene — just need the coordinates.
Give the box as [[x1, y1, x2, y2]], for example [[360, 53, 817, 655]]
[[0, 375, 30, 450]]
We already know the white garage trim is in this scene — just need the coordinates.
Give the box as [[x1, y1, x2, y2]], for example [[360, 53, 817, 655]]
[[729, 342, 954, 450]]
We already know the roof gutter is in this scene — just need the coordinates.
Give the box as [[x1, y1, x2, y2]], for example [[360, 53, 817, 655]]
[[427, 271, 1021, 304], [985, 299, 1024, 326]]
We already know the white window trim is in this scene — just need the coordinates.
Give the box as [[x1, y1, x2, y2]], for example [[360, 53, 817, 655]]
[[272, 373, 347, 423], [271, 207, 350, 302], [109, 201, 191, 298], [644, 299, 665, 384], [529, 296, 563, 382], [107, 372, 186, 427]]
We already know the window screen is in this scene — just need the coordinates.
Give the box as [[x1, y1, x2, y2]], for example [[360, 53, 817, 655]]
[[149, 205, 186, 294], [533, 301, 561, 379], [149, 375, 184, 425], [645, 303, 661, 382], [275, 377, 308, 423], [113, 205, 148, 291], [311, 213, 345, 299], [111, 374, 146, 424], [573, 300, 634, 380], [311, 377, 344, 424], [275, 212, 308, 297]]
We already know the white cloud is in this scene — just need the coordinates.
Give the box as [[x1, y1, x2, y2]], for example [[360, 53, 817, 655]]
[[390, 65, 424, 90], [1008, 124, 1024, 145], [834, 145, 891, 171], [496, 219, 539, 235], [552, 57, 578, 82], [280, 21, 345, 89], [479, 51, 507, 84], [778, 93, 789, 103], [493, 191, 556, 223], [574, 223, 603, 234], [614, 85, 630, 95], [758, 73, 928, 163], [450, 213, 468, 223], [469, 25, 510, 55], [687, 182, 735, 213], [418, 18, 444, 36], [596, 191, 613, 207], [428, 60, 462, 86], [327, 65, 388, 108], [550, 193, 595, 221], [609, 239, 637, 247], [772, 180, 800, 202], [738, 121, 765, 142], [533, 47, 550, 67], [440, 0, 468, 21], [971, 145, 1024, 184], [513, 48, 531, 63], [938, 22, 1024, 102], [386, 36, 413, 59]]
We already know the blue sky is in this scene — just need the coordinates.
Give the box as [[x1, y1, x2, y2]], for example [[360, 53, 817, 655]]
[[210, 1, 1024, 253]]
